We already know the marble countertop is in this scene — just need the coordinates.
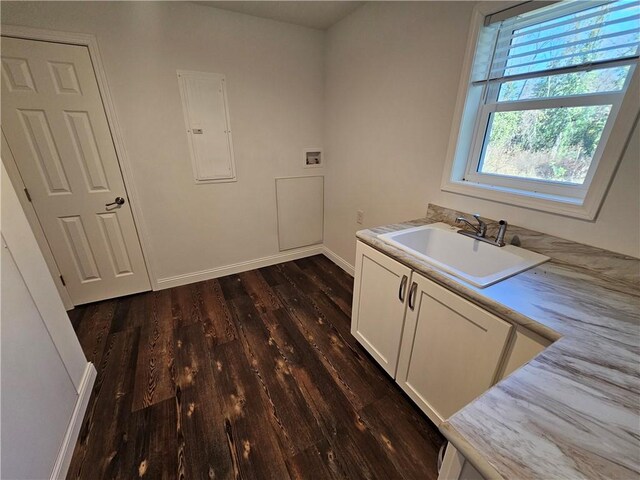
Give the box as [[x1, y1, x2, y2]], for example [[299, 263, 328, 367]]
[[356, 205, 640, 480]]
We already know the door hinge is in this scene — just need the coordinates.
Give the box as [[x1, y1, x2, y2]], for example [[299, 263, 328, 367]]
[[59, 275, 66, 286], [24, 188, 32, 202]]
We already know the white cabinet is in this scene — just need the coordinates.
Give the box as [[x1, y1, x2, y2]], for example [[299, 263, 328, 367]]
[[352, 240, 517, 425], [351, 241, 412, 376], [498, 326, 550, 380], [396, 271, 512, 424], [439, 443, 485, 480]]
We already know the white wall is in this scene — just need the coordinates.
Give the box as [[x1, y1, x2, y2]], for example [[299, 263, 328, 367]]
[[323, 1, 640, 265], [1, 1, 325, 284], [1, 164, 88, 385], [4, 0, 638, 281], [1, 163, 92, 478], [1, 239, 77, 479]]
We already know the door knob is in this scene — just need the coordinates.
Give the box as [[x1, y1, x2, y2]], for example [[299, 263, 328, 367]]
[[105, 196, 125, 207]]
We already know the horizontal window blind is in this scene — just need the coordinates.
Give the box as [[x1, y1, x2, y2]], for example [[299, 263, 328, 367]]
[[473, 0, 640, 85]]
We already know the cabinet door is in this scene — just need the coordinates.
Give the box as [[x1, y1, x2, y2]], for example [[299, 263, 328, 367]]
[[397, 272, 512, 424], [351, 241, 412, 377]]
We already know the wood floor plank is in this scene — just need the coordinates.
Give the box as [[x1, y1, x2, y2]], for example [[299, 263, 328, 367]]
[[68, 256, 442, 480], [359, 393, 444, 480], [121, 397, 178, 480], [266, 319, 403, 480], [68, 304, 87, 331], [286, 438, 344, 480], [295, 256, 353, 316], [108, 296, 132, 334], [309, 255, 354, 293], [306, 288, 394, 398], [174, 322, 235, 479], [128, 293, 148, 329], [229, 295, 324, 456], [171, 283, 202, 328], [211, 340, 292, 479], [274, 283, 389, 410], [261, 307, 364, 438], [291, 256, 317, 272], [199, 279, 238, 348], [131, 291, 176, 411], [218, 273, 248, 300], [277, 261, 320, 296], [324, 422, 404, 480], [238, 269, 283, 313], [287, 425, 406, 480], [257, 264, 289, 287], [253, 308, 309, 375], [67, 328, 140, 479], [307, 289, 359, 350], [73, 300, 116, 365], [307, 289, 395, 402]]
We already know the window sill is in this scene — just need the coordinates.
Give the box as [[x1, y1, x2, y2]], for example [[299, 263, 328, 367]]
[[441, 179, 599, 220]]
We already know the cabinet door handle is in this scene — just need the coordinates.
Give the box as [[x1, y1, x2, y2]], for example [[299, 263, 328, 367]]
[[408, 282, 418, 310], [398, 275, 408, 302]]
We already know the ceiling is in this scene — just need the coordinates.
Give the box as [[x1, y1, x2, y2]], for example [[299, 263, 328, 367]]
[[194, 1, 365, 30]]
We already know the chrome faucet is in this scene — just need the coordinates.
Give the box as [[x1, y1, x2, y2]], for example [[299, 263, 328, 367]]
[[495, 220, 508, 247], [455, 214, 508, 247], [456, 214, 487, 237]]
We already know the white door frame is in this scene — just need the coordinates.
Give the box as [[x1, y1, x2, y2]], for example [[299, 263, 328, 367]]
[[1, 25, 158, 302]]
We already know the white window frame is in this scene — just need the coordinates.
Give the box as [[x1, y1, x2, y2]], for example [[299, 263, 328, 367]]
[[442, 1, 640, 220]]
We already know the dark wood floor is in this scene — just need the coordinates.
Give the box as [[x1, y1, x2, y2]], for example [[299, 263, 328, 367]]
[[66, 255, 444, 480]]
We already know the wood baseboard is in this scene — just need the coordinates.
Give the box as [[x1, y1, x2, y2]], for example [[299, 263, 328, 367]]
[[154, 244, 355, 290], [50, 363, 96, 480], [322, 246, 355, 276], [155, 245, 324, 290]]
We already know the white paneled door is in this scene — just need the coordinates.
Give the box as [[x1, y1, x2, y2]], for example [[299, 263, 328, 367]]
[[1, 37, 150, 305]]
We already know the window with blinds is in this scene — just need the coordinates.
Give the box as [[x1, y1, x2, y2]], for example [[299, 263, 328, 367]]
[[447, 0, 639, 211]]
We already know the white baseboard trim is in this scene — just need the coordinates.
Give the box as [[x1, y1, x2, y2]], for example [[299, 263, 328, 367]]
[[322, 246, 355, 277], [155, 244, 324, 290], [51, 362, 96, 480]]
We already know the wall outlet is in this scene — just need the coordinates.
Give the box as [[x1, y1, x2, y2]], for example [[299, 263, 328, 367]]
[[356, 210, 364, 225]]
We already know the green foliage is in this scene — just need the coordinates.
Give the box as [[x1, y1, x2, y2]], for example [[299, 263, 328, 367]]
[[484, 104, 610, 183], [484, 22, 627, 182]]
